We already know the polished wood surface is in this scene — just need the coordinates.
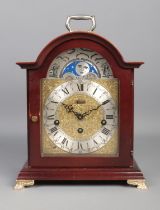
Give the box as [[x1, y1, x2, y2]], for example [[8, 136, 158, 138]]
[[17, 32, 144, 69], [17, 159, 144, 181]]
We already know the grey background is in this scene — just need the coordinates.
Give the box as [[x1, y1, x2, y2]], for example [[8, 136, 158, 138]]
[[0, 0, 160, 209]]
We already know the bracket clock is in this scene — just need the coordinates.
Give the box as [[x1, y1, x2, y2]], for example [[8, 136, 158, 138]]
[[14, 15, 147, 189]]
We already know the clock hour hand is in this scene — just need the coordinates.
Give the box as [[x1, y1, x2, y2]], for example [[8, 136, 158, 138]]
[[62, 103, 74, 113], [73, 111, 84, 120], [61, 103, 83, 120]]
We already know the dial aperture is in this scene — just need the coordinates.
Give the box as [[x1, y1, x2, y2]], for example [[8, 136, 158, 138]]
[[77, 128, 83, 133], [101, 119, 107, 125], [54, 120, 60, 125]]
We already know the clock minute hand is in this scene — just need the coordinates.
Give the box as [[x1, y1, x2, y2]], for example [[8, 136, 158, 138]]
[[82, 106, 100, 117], [82, 99, 110, 117]]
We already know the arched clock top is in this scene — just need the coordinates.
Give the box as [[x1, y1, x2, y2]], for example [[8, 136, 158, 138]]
[[16, 32, 144, 70]]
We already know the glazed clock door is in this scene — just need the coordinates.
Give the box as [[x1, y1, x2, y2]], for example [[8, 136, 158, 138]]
[[38, 45, 122, 168], [22, 31, 135, 168]]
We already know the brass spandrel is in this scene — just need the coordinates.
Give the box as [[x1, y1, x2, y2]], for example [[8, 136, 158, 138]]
[[41, 79, 65, 104]]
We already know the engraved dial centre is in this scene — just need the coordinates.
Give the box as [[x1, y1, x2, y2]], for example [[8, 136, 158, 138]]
[[57, 93, 104, 141]]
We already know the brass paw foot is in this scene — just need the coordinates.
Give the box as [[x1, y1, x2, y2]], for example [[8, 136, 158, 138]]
[[127, 179, 147, 190], [14, 180, 34, 190]]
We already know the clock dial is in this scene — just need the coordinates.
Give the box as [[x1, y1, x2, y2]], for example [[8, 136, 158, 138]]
[[47, 48, 113, 79], [42, 80, 118, 154]]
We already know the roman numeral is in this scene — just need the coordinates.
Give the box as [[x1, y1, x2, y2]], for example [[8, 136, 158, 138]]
[[106, 115, 113, 119], [93, 88, 97, 95], [62, 88, 69, 95], [77, 83, 84, 91], [47, 115, 54, 120], [102, 127, 110, 135], [93, 139, 98, 145], [78, 142, 83, 150], [53, 131, 58, 136], [61, 138, 68, 146], [50, 127, 58, 133], [102, 99, 110, 105], [51, 101, 58, 104]]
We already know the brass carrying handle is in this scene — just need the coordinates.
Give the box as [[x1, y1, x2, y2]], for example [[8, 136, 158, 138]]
[[65, 15, 96, 32]]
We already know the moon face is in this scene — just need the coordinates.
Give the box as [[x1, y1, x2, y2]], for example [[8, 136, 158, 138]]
[[76, 61, 90, 76]]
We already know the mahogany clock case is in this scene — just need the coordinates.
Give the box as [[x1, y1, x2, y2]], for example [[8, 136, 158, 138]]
[[16, 31, 144, 182]]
